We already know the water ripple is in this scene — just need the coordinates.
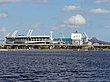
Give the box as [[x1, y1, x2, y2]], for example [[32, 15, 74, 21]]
[[0, 51, 110, 82]]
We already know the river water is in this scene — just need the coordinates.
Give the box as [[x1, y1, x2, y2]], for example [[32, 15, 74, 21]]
[[0, 51, 110, 82]]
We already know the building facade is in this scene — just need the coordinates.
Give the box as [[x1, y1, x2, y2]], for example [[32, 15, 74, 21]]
[[5, 30, 53, 45], [71, 31, 88, 45], [6, 36, 52, 44]]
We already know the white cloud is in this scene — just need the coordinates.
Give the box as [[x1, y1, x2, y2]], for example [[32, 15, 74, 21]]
[[64, 14, 86, 27], [0, 12, 8, 18], [105, 25, 110, 28], [0, 27, 6, 32], [90, 8, 109, 14], [95, 0, 109, 3], [0, 27, 8, 39], [0, 0, 48, 4], [62, 5, 79, 12], [83, 0, 109, 3]]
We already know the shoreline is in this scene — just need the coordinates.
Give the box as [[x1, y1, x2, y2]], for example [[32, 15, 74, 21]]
[[0, 49, 110, 52]]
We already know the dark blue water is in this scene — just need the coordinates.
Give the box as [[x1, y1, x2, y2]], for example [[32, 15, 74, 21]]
[[0, 51, 110, 82]]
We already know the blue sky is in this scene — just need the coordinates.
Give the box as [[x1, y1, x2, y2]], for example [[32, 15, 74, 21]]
[[0, 0, 110, 41]]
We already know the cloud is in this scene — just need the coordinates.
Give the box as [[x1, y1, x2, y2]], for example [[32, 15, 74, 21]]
[[83, 0, 109, 3], [63, 14, 86, 27], [90, 8, 109, 14], [0, 0, 48, 4], [95, 0, 109, 3], [62, 5, 79, 12], [0, 27, 6, 32], [105, 25, 110, 28], [0, 27, 7, 39], [0, 12, 8, 18]]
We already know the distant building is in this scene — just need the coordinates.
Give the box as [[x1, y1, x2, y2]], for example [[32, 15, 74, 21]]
[[5, 30, 89, 46], [71, 31, 83, 45], [71, 31, 88, 45], [53, 38, 72, 44], [5, 30, 53, 45]]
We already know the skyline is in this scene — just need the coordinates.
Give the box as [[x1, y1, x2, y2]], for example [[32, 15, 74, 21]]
[[0, 0, 110, 41]]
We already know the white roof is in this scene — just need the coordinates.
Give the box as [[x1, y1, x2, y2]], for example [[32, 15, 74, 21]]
[[6, 35, 50, 38]]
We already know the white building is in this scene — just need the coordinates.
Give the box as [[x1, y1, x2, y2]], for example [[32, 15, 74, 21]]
[[5, 30, 53, 45], [71, 31, 88, 45]]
